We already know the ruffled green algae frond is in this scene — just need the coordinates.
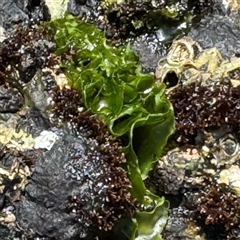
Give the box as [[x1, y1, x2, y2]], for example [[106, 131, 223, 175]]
[[46, 13, 175, 240]]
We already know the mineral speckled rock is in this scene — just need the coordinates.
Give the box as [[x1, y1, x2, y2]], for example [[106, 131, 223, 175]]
[[189, 14, 240, 58], [67, 0, 100, 21], [0, 25, 55, 85], [163, 207, 203, 240], [131, 33, 169, 73], [0, 85, 23, 113], [0, 0, 50, 37], [15, 126, 134, 239]]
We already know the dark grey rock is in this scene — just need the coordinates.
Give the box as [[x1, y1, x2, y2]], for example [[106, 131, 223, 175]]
[[0, 0, 50, 36], [189, 14, 240, 58]]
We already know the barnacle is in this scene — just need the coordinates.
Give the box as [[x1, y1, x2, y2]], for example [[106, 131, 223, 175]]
[[72, 0, 212, 72], [44, 0, 68, 20], [0, 142, 38, 232], [160, 162, 240, 239], [0, 209, 16, 227], [0, 2, 230, 239], [227, 0, 240, 10], [155, 36, 201, 88], [0, 144, 34, 192], [156, 36, 240, 92], [208, 132, 240, 167], [151, 119, 240, 238]]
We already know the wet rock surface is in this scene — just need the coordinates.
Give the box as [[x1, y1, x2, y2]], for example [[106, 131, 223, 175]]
[[16, 128, 130, 239], [0, 0, 50, 39], [0, 85, 24, 113], [188, 14, 240, 58]]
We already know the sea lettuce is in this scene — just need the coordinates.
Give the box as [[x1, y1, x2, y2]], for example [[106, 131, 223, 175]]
[[46, 14, 175, 239]]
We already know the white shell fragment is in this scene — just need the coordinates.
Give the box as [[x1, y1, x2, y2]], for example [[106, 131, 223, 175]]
[[44, 0, 68, 20], [34, 130, 59, 150], [0, 26, 6, 42]]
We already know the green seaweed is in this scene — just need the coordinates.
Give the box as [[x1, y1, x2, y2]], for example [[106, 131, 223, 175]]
[[46, 14, 175, 239]]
